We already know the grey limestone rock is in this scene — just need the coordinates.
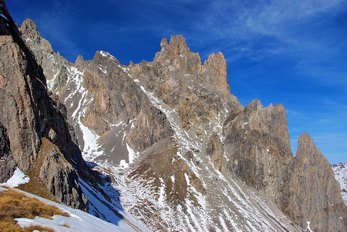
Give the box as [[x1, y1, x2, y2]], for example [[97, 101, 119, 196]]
[[277, 133, 347, 231], [39, 138, 88, 209], [223, 99, 292, 198]]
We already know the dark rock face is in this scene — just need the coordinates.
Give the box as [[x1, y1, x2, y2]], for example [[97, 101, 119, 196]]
[[0, 0, 87, 210], [277, 133, 347, 232], [39, 138, 87, 209], [0, 122, 16, 182]]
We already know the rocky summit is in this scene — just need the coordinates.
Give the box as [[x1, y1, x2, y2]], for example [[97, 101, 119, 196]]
[[1, 0, 347, 231]]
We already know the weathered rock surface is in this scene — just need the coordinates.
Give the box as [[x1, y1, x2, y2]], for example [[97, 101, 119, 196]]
[[0, 0, 87, 210], [277, 133, 347, 231], [0, 122, 16, 182], [223, 99, 347, 231], [20, 18, 70, 92], [82, 51, 174, 152], [223, 100, 293, 198], [39, 138, 88, 209], [131, 35, 239, 135]]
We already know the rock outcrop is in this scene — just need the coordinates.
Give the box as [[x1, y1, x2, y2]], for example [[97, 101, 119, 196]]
[[39, 138, 87, 209], [81, 51, 174, 152], [223, 99, 347, 231], [0, 0, 87, 209], [223, 100, 293, 198], [0, 122, 16, 182], [277, 133, 347, 231]]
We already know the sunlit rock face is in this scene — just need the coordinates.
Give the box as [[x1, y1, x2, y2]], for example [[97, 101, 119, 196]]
[[276, 133, 347, 232]]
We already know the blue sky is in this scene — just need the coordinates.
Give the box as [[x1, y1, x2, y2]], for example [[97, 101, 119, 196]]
[[7, 0, 347, 163]]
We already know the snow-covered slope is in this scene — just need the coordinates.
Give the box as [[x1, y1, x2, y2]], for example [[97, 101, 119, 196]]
[[0, 186, 135, 232], [333, 163, 347, 205], [1, 165, 148, 231]]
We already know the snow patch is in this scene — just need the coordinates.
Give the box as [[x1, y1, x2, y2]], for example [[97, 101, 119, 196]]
[[100, 51, 109, 57], [99, 66, 107, 74], [333, 163, 347, 205], [119, 160, 129, 168], [126, 143, 138, 164], [304, 221, 314, 232], [137, 85, 199, 151], [12, 188, 131, 232], [1, 167, 30, 187]]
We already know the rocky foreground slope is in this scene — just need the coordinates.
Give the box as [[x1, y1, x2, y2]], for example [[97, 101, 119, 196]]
[[1, 0, 347, 230]]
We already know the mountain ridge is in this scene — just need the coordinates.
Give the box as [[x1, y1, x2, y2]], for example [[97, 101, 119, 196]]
[[19, 16, 347, 231], [1, 2, 346, 230]]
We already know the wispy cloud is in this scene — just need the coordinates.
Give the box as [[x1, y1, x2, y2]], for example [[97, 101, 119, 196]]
[[196, 2, 347, 163], [186, 0, 347, 84]]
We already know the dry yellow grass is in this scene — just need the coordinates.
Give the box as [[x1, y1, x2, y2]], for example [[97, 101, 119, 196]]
[[22, 225, 55, 232], [0, 222, 55, 232], [0, 187, 70, 232]]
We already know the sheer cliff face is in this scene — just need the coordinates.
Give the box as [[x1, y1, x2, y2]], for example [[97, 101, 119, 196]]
[[130, 35, 240, 140], [15, 12, 347, 232], [223, 100, 293, 198], [277, 133, 347, 231], [0, 1, 87, 209]]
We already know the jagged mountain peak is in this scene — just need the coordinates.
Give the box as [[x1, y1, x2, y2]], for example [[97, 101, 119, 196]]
[[203, 51, 226, 73], [154, 35, 202, 75], [296, 132, 326, 162], [20, 18, 53, 53], [159, 34, 191, 55], [276, 132, 347, 231], [94, 50, 119, 62], [245, 98, 263, 111], [20, 18, 38, 37], [75, 54, 84, 66]]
